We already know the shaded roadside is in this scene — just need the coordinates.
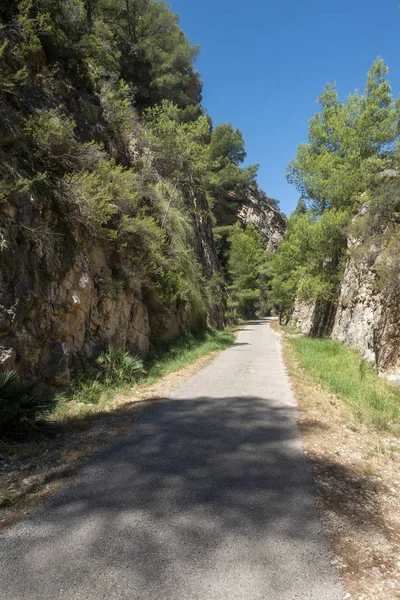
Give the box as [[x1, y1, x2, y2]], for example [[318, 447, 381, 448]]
[[0, 350, 223, 532]]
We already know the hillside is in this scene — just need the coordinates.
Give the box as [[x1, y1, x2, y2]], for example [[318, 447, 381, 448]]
[[0, 0, 284, 385]]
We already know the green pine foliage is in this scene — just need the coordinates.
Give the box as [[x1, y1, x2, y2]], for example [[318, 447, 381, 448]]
[[226, 224, 271, 320], [287, 59, 400, 215], [0, 0, 281, 346], [94, 0, 202, 109], [208, 123, 258, 225], [270, 207, 348, 320], [271, 58, 400, 320]]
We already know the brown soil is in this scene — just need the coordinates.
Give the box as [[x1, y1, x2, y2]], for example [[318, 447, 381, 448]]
[[271, 321, 400, 600]]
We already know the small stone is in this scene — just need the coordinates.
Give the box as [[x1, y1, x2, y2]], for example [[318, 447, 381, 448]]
[[19, 462, 33, 472], [389, 580, 400, 590], [318, 481, 330, 488], [21, 474, 45, 488]]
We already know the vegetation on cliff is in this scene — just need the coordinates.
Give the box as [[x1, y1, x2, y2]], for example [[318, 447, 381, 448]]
[[270, 59, 400, 322], [0, 1, 282, 437], [0, 0, 279, 361]]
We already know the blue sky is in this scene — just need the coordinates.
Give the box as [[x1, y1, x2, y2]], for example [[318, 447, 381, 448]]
[[169, 0, 400, 216]]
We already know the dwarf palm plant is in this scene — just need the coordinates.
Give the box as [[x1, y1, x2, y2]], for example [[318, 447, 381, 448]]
[[96, 346, 144, 385], [0, 372, 56, 442]]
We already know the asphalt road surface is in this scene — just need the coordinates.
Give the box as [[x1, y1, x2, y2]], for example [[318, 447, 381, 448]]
[[0, 320, 345, 600]]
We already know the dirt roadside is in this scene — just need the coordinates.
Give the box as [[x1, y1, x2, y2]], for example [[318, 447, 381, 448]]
[[271, 321, 400, 600]]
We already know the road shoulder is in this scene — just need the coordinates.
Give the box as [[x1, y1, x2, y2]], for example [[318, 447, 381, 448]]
[[271, 321, 400, 600]]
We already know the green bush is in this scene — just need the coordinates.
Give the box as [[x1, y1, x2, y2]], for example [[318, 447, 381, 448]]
[[71, 346, 144, 405], [96, 346, 144, 385], [25, 108, 76, 160], [0, 371, 56, 442], [73, 379, 105, 405]]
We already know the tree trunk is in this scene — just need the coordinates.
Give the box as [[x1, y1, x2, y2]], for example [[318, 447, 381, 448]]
[[83, 0, 93, 27]]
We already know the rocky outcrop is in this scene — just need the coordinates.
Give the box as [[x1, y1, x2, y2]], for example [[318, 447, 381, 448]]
[[0, 177, 225, 384], [289, 237, 400, 379], [288, 300, 318, 334], [0, 194, 150, 385], [238, 188, 285, 250], [289, 298, 337, 337], [332, 253, 379, 364], [333, 249, 400, 380]]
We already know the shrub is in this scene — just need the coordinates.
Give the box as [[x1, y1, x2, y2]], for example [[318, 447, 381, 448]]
[[71, 346, 144, 405], [24, 107, 80, 171], [25, 107, 75, 151], [0, 371, 56, 442], [96, 346, 144, 386], [101, 81, 136, 138], [73, 379, 105, 405]]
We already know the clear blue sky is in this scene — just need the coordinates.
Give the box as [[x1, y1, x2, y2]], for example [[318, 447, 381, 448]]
[[169, 0, 400, 216]]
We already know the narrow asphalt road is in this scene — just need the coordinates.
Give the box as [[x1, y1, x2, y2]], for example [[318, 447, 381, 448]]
[[0, 320, 344, 600]]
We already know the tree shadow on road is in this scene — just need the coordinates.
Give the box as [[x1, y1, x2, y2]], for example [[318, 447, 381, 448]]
[[2, 392, 386, 598]]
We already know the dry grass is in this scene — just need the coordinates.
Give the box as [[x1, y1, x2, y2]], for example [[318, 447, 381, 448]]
[[271, 321, 400, 600]]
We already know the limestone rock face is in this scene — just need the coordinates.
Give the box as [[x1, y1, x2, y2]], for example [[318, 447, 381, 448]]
[[0, 195, 150, 385], [289, 297, 337, 338], [238, 190, 285, 250], [289, 301, 317, 334], [332, 254, 379, 364], [333, 250, 400, 377], [289, 239, 400, 378], [0, 183, 224, 384]]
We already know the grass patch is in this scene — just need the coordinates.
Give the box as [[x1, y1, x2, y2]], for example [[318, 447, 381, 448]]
[[52, 327, 235, 422], [280, 324, 302, 335], [289, 336, 400, 434], [145, 328, 236, 383], [1, 327, 235, 449]]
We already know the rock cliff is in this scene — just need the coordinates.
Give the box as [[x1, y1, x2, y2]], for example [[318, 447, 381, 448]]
[[0, 192, 150, 384], [289, 239, 400, 380], [333, 248, 400, 381], [0, 182, 222, 385], [238, 188, 285, 249], [0, 89, 223, 385]]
